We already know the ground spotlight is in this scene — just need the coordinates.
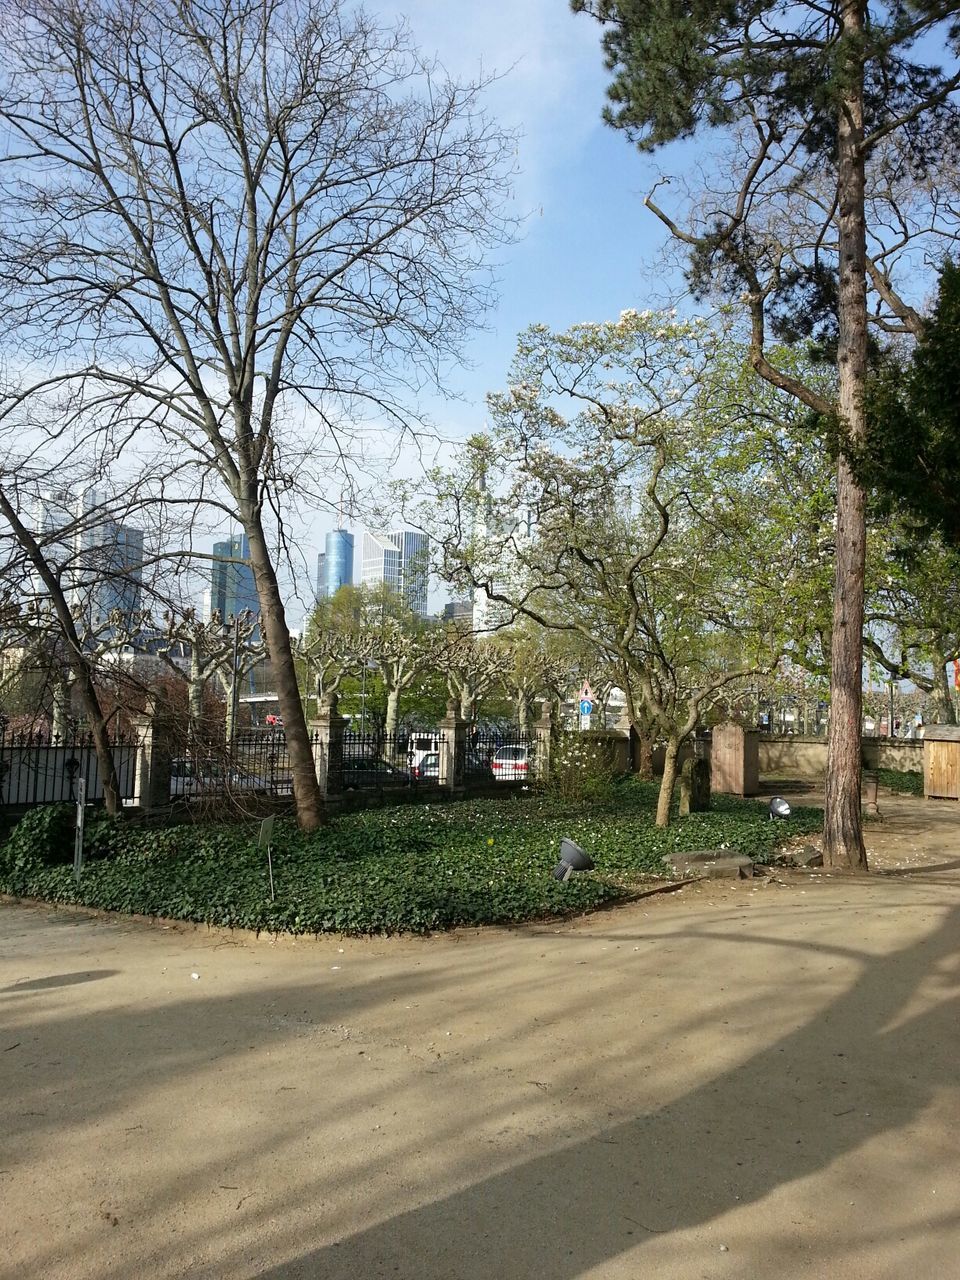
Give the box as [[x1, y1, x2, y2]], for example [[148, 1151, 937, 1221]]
[[769, 797, 791, 821], [552, 837, 596, 881]]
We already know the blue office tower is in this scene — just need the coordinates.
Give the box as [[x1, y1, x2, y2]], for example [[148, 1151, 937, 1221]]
[[317, 529, 354, 599]]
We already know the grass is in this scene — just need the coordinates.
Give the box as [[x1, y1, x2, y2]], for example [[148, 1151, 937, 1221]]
[[0, 780, 823, 935]]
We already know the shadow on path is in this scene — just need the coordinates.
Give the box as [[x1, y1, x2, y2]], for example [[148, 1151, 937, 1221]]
[[1, 969, 120, 993], [253, 905, 960, 1279]]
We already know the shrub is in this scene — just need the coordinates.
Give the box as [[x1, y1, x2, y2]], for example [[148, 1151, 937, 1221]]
[[546, 731, 622, 804]]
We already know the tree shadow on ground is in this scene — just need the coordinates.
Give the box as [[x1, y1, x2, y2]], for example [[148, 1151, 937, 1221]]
[[252, 905, 960, 1280], [1, 969, 120, 993]]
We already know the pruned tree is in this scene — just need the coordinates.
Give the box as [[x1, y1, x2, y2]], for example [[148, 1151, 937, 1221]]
[[157, 609, 266, 743], [0, 0, 514, 828], [570, 0, 960, 866], [302, 582, 434, 739], [436, 621, 511, 722]]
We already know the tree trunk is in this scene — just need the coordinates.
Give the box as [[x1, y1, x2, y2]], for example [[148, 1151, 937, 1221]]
[[188, 651, 205, 740], [517, 693, 530, 733], [460, 690, 475, 722], [385, 687, 400, 741], [824, 0, 869, 872], [932, 656, 955, 725], [656, 737, 680, 827], [244, 519, 324, 831]]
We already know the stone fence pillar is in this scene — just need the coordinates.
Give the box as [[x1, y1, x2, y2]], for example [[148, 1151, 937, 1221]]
[[439, 700, 466, 792], [535, 702, 552, 784], [131, 702, 173, 812], [310, 693, 347, 799]]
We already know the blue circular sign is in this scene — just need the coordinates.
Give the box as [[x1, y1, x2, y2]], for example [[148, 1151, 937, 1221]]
[[579, 698, 593, 716]]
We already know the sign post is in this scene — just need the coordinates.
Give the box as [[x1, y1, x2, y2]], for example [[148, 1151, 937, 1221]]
[[579, 697, 593, 731], [258, 815, 276, 901], [73, 776, 87, 883]]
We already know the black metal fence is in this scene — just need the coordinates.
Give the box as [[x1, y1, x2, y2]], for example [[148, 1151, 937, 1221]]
[[332, 730, 442, 791], [0, 728, 138, 807], [468, 727, 536, 785], [169, 729, 294, 801]]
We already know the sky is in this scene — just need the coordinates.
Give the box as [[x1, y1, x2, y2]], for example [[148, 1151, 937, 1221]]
[[296, 0, 683, 615]]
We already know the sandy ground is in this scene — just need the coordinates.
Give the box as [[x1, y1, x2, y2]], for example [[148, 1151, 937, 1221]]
[[1, 791, 959, 1280]]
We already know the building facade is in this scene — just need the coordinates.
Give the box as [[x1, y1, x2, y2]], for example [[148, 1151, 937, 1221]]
[[360, 529, 429, 617], [316, 529, 354, 600], [33, 487, 144, 629], [209, 533, 259, 620]]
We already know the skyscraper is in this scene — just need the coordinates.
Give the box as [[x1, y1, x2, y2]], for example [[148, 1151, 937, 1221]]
[[315, 529, 354, 600], [209, 533, 259, 619], [361, 529, 429, 616], [33, 487, 144, 629]]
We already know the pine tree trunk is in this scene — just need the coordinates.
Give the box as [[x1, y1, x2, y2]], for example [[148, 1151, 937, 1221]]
[[824, 0, 869, 871], [656, 738, 680, 827], [244, 519, 324, 831]]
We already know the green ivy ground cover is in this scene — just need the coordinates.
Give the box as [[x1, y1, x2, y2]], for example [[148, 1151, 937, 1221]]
[[874, 767, 924, 797], [0, 781, 822, 935]]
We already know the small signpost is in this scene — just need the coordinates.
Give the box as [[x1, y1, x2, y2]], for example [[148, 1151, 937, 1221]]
[[73, 776, 87, 883], [258, 815, 276, 901], [578, 680, 594, 731]]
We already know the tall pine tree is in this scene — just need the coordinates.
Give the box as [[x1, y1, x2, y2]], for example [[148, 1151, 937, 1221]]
[[572, 0, 960, 868]]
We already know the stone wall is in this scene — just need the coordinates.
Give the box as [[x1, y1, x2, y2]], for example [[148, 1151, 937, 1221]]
[[647, 734, 924, 780]]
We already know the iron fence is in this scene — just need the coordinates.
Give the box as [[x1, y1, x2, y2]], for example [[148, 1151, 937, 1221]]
[[169, 728, 294, 800], [0, 728, 138, 807], [332, 729, 440, 791], [468, 727, 536, 784]]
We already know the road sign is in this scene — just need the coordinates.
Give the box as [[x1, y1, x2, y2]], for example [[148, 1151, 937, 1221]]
[[579, 698, 593, 716], [578, 680, 593, 702]]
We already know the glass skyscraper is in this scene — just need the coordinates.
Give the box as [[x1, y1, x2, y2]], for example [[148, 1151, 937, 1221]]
[[210, 533, 259, 619], [316, 529, 354, 600], [360, 529, 429, 617]]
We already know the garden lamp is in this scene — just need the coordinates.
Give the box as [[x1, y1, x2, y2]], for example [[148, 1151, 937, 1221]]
[[769, 797, 791, 821], [552, 837, 596, 881]]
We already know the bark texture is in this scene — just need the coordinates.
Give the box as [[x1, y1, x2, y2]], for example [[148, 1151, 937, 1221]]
[[824, 0, 869, 871]]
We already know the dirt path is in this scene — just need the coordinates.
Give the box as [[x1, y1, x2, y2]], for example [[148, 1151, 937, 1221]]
[[1, 793, 958, 1279]]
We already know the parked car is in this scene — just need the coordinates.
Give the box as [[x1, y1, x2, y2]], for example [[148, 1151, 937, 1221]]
[[170, 758, 270, 798], [412, 750, 495, 782], [341, 757, 412, 790], [406, 732, 442, 772], [491, 745, 532, 782]]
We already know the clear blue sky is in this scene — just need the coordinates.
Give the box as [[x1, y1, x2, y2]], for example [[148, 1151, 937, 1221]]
[[300, 0, 683, 614]]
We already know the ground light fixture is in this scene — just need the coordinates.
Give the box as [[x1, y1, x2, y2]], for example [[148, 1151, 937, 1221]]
[[552, 837, 596, 881], [769, 797, 792, 821]]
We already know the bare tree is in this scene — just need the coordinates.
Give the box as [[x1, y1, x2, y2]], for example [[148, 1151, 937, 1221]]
[[157, 609, 266, 743], [0, 0, 514, 828]]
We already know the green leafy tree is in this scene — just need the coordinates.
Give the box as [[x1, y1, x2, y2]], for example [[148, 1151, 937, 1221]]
[[570, 0, 960, 864], [427, 311, 829, 825]]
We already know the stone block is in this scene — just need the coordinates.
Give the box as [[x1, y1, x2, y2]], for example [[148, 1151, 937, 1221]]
[[671, 851, 754, 879]]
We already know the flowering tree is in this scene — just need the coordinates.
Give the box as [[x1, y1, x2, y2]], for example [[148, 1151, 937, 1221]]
[[426, 310, 830, 824]]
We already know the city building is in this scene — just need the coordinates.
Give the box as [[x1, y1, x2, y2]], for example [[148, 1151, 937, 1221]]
[[360, 529, 430, 616], [315, 528, 354, 600], [208, 532, 259, 620], [33, 487, 144, 629], [442, 600, 473, 623]]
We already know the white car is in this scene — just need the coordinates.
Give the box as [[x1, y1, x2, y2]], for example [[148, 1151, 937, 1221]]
[[491, 745, 531, 782]]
